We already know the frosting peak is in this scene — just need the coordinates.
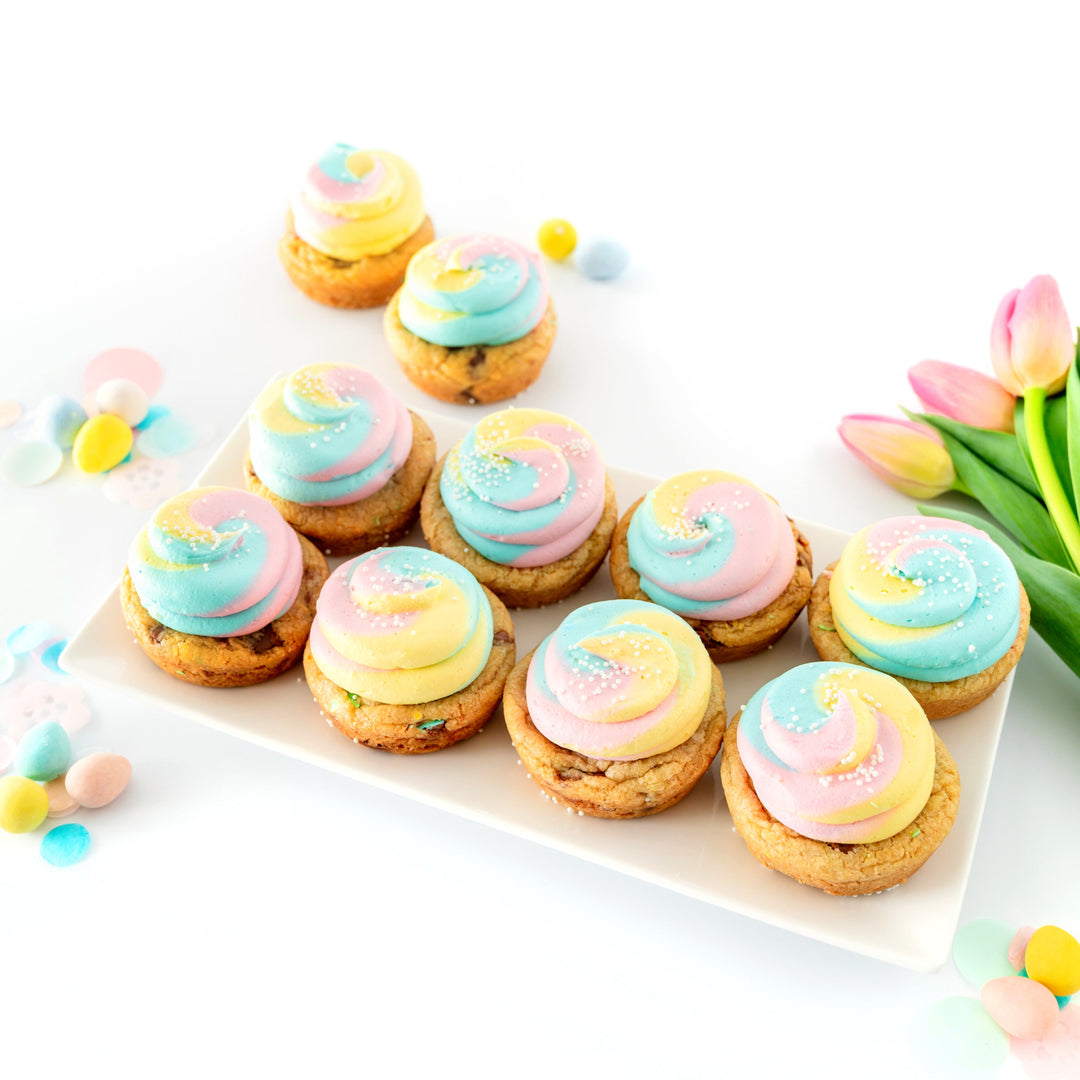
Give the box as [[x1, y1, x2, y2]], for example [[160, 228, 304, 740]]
[[440, 408, 606, 567], [127, 487, 302, 637], [398, 234, 549, 347], [309, 547, 493, 704], [830, 515, 1021, 681], [249, 364, 412, 507], [291, 145, 425, 261], [627, 470, 797, 620], [526, 599, 713, 760], [737, 662, 935, 843]]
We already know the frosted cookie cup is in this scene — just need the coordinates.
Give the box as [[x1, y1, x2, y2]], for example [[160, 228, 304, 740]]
[[244, 364, 435, 557], [808, 515, 1029, 719], [303, 547, 515, 754], [385, 234, 556, 404], [121, 487, 329, 687], [279, 144, 434, 309], [420, 408, 616, 608], [503, 600, 726, 819], [720, 662, 960, 895], [609, 470, 812, 662]]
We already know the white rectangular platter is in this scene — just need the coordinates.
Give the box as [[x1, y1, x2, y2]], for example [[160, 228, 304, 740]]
[[62, 408, 1013, 972]]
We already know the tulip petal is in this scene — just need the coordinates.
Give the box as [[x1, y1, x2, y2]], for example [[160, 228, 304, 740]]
[[838, 414, 954, 499], [995, 276, 1073, 395], [991, 289, 1021, 394], [908, 360, 1015, 432]]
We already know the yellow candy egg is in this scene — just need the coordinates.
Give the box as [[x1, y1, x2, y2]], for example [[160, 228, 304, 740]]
[[0, 775, 50, 833], [1025, 925, 1080, 997], [72, 413, 133, 473], [538, 218, 577, 260]]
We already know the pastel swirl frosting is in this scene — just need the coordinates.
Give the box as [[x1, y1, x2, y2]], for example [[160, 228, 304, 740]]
[[526, 599, 712, 761], [128, 487, 303, 637], [440, 408, 606, 567], [398, 234, 549, 347], [291, 144, 425, 261], [309, 546, 493, 705], [249, 364, 412, 507], [830, 515, 1021, 682], [627, 470, 797, 620], [737, 662, 935, 843]]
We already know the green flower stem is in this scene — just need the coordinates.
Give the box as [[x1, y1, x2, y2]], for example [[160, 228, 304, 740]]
[[1025, 386, 1080, 572]]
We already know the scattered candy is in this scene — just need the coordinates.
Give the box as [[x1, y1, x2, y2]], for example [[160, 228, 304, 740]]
[[1011, 1004, 1080, 1079], [40, 639, 68, 674], [0, 681, 91, 739], [577, 236, 631, 280], [0, 440, 64, 486], [40, 823, 91, 867], [0, 774, 49, 833], [954, 919, 1018, 987], [136, 404, 170, 430], [103, 457, 183, 509], [7, 621, 52, 655], [0, 651, 12, 684], [14, 720, 71, 781], [925, 996, 1010, 1070], [82, 347, 163, 398], [72, 413, 133, 473], [0, 733, 14, 773], [1027, 927, 1080, 998], [36, 395, 88, 448], [537, 218, 578, 260], [982, 975, 1060, 1040], [135, 414, 198, 459], [65, 752, 131, 808], [0, 399, 23, 428], [43, 775, 78, 818], [1012, 926, 1037, 971], [95, 378, 149, 427]]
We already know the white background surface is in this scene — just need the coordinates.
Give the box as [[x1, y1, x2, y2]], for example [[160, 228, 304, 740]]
[[2, 3, 1079, 1077]]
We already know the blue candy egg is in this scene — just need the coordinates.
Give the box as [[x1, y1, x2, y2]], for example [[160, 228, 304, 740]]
[[577, 237, 631, 281], [15, 721, 71, 782], [37, 395, 88, 449], [41, 823, 91, 867]]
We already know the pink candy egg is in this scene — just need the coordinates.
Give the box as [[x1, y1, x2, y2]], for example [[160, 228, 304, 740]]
[[64, 752, 131, 809], [1010, 925, 1035, 971], [981, 975, 1059, 1040]]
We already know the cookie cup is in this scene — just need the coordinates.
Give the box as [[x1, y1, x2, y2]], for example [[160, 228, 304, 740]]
[[121, 534, 329, 688], [421, 455, 617, 608], [609, 496, 813, 662], [807, 564, 1030, 720], [244, 411, 436, 557], [304, 586, 515, 754], [503, 649, 726, 819], [384, 291, 557, 405], [721, 716, 960, 896], [279, 213, 435, 309]]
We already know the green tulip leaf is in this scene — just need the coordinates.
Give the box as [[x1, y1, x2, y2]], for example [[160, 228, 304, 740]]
[[936, 429, 1070, 566], [910, 410, 1040, 498], [1068, 357, 1080, 517], [1015, 396, 1076, 513], [918, 502, 1080, 682]]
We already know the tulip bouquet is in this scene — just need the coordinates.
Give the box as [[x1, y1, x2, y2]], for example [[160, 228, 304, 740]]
[[840, 274, 1080, 682]]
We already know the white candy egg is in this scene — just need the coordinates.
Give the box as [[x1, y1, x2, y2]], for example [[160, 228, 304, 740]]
[[95, 378, 149, 427]]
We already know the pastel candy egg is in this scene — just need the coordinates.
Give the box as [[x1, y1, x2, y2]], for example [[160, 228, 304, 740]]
[[1010, 925, 1035, 971], [577, 236, 630, 280], [1027, 926, 1080, 997], [65, 752, 131, 808], [41, 823, 91, 867], [44, 775, 78, 818], [538, 218, 578, 260], [981, 975, 1059, 1040], [14, 720, 71, 781], [72, 413, 133, 473], [37, 395, 88, 448], [0, 775, 49, 833], [95, 378, 149, 427]]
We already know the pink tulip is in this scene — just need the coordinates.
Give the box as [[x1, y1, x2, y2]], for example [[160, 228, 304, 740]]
[[838, 414, 955, 499], [990, 274, 1074, 395], [908, 360, 1015, 432]]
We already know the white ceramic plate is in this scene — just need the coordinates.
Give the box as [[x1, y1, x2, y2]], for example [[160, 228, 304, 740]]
[[62, 407, 1013, 972]]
